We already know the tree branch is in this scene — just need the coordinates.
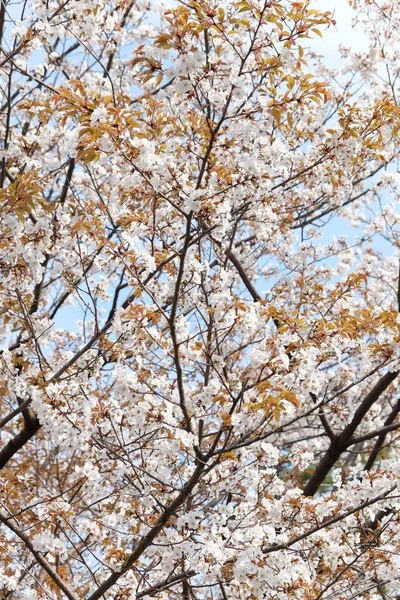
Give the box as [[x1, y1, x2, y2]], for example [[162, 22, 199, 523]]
[[0, 512, 80, 600], [87, 461, 205, 600], [303, 370, 398, 496]]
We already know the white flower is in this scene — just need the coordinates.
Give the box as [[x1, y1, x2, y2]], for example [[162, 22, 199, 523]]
[[32, 532, 66, 554], [174, 78, 192, 93], [11, 20, 28, 39], [184, 189, 203, 213], [90, 106, 108, 125], [99, 134, 113, 152], [260, 442, 280, 466]]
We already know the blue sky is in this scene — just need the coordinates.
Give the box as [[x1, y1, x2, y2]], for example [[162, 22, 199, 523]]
[[312, 0, 369, 63]]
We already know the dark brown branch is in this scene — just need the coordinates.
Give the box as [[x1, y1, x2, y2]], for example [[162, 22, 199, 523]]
[[0, 512, 79, 600], [137, 570, 196, 599], [0, 413, 40, 470], [218, 581, 229, 600], [0, 251, 50, 467], [349, 421, 400, 447], [58, 157, 75, 205], [303, 370, 398, 496], [0, 0, 6, 50], [182, 578, 191, 600], [263, 484, 396, 554], [168, 213, 194, 432], [104, 1, 136, 76], [364, 396, 400, 471], [0, 398, 32, 431], [87, 461, 205, 600], [0, 41, 26, 69], [397, 258, 400, 311], [0, 61, 12, 189], [310, 391, 335, 441], [226, 249, 260, 301]]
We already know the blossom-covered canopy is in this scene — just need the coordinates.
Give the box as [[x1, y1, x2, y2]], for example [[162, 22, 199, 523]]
[[1, 0, 400, 599]]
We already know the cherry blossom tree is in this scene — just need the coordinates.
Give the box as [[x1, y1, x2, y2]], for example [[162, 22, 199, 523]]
[[2, 0, 400, 598]]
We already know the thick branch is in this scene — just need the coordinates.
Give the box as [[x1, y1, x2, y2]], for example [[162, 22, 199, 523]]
[[303, 370, 398, 497], [263, 485, 396, 554], [0, 414, 40, 470], [364, 396, 400, 471], [87, 461, 205, 600], [59, 158, 75, 205], [349, 421, 400, 447]]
